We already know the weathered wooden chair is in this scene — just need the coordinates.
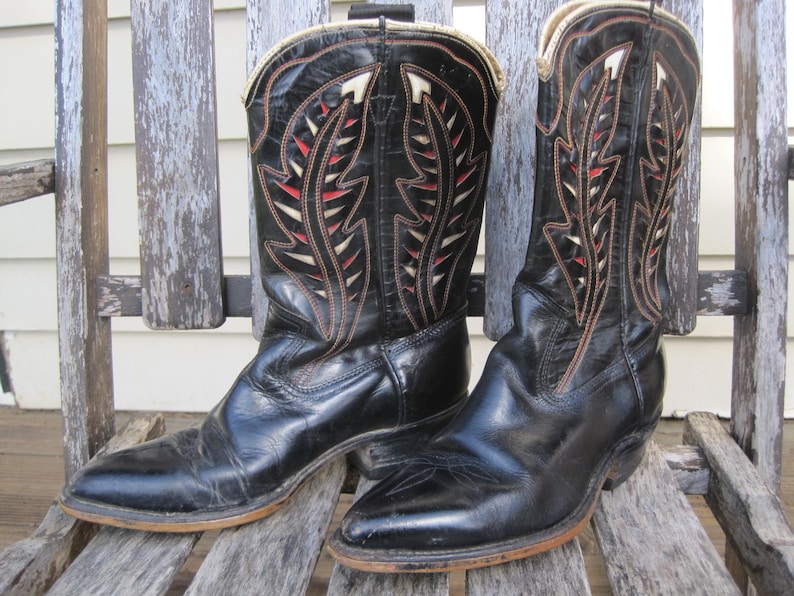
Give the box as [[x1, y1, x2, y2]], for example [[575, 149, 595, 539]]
[[1, 0, 791, 593]]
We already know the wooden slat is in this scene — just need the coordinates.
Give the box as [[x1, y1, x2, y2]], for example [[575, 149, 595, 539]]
[[48, 528, 201, 596], [592, 441, 739, 595], [788, 145, 794, 180], [131, 0, 224, 330], [0, 159, 56, 207], [95, 271, 740, 320], [0, 415, 165, 595], [328, 564, 448, 596], [663, 0, 704, 336], [245, 0, 330, 339], [730, 2, 788, 588], [54, 0, 115, 479], [95, 274, 485, 318], [662, 445, 710, 496], [186, 458, 346, 595], [685, 412, 794, 595], [466, 539, 590, 596], [327, 477, 449, 595], [697, 270, 749, 316], [731, 0, 788, 494], [483, 0, 567, 340], [389, 0, 453, 25]]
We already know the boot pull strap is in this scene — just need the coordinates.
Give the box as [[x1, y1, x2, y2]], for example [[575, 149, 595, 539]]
[[348, 3, 415, 23]]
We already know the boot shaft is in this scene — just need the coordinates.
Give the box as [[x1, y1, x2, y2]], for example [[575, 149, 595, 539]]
[[244, 18, 503, 345], [520, 1, 700, 389]]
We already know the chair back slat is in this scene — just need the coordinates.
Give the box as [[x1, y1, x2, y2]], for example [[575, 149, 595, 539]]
[[483, 0, 567, 340], [663, 0, 704, 336], [131, 0, 224, 330], [731, 0, 789, 493], [55, 0, 114, 478], [409, 0, 453, 24], [246, 0, 331, 338]]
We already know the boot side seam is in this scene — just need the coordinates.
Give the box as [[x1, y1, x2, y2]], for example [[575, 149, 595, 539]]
[[274, 359, 385, 396], [618, 12, 657, 421]]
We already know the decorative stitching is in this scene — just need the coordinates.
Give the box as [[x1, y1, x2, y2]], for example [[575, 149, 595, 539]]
[[256, 62, 378, 380], [629, 51, 692, 323], [394, 63, 488, 330], [542, 43, 629, 392]]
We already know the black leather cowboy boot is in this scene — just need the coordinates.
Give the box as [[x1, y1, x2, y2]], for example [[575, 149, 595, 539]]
[[330, 1, 700, 571], [58, 12, 503, 532]]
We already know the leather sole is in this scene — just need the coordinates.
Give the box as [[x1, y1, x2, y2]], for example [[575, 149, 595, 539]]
[[327, 428, 653, 572], [57, 403, 462, 533]]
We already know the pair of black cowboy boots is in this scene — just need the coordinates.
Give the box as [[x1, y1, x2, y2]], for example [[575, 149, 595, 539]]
[[59, 0, 700, 573]]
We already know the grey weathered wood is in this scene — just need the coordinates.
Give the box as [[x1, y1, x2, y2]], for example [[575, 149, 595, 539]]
[[662, 444, 710, 495], [730, 3, 788, 588], [365, 0, 453, 25], [788, 145, 794, 180], [187, 457, 346, 595], [0, 159, 56, 207], [685, 412, 794, 595], [95, 273, 486, 318], [0, 414, 165, 595], [54, 0, 114, 479], [328, 565, 448, 596], [48, 527, 200, 596], [662, 0, 703, 336], [96, 270, 741, 320], [483, 0, 567, 340], [592, 441, 739, 595], [131, 0, 224, 330], [466, 538, 590, 596], [0, 503, 97, 596], [697, 270, 750, 317], [97, 275, 145, 317], [245, 0, 330, 339], [327, 477, 449, 595], [730, 0, 788, 494]]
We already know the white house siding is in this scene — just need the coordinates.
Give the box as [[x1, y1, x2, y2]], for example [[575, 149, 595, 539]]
[[1, 1, 793, 417]]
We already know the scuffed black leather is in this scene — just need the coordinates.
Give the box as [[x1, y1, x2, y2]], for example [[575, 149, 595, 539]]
[[332, 1, 700, 567], [60, 19, 503, 527]]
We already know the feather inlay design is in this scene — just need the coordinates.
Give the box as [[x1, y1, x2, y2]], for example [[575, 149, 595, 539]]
[[396, 65, 486, 330], [631, 53, 691, 323], [543, 45, 629, 392], [258, 66, 377, 360]]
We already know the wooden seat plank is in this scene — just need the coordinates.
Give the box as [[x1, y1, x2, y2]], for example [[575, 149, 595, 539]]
[[185, 458, 346, 595], [131, 0, 224, 330], [685, 412, 794, 594], [0, 415, 165, 595], [328, 564, 448, 596], [466, 539, 590, 596], [592, 441, 738, 595], [47, 529, 201, 596]]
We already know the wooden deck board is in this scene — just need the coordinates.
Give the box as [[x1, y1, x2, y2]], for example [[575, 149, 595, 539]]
[[2, 408, 793, 594]]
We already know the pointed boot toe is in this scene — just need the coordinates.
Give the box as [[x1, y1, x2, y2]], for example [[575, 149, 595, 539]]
[[59, 427, 267, 530]]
